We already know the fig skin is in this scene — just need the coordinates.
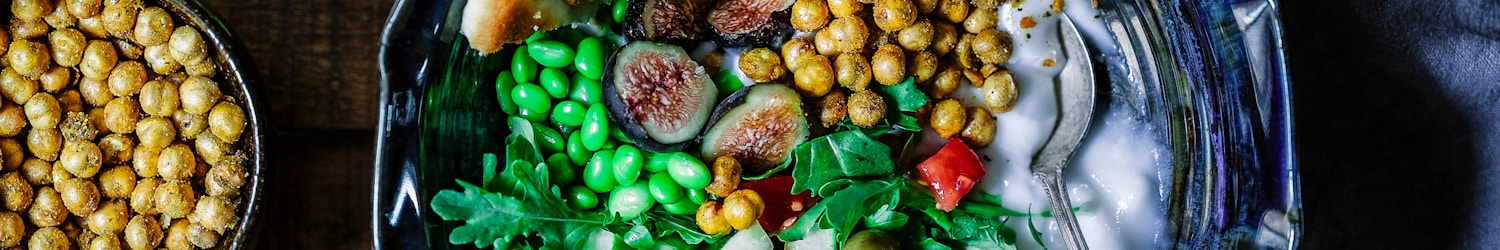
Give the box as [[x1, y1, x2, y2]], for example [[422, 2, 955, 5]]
[[707, 0, 797, 47], [623, 0, 712, 45], [602, 41, 720, 152]]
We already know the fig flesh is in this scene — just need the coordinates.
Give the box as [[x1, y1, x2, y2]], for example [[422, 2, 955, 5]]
[[624, 0, 711, 44], [699, 84, 810, 174], [603, 41, 720, 152], [707, 0, 796, 47]]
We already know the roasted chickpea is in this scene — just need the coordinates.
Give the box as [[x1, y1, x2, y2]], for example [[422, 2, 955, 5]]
[[722, 189, 764, 230], [79, 77, 112, 106], [813, 27, 838, 55], [933, 0, 967, 23], [908, 50, 937, 83], [132, 146, 160, 178], [77, 16, 108, 38], [705, 156, 741, 197], [205, 158, 245, 197], [87, 235, 122, 250], [60, 141, 103, 177], [153, 180, 195, 218], [11, 16, 52, 40], [872, 0, 916, 31], [49, 161, 74, 184], [830, 54, 871, 92], [29, 186, 68, 227], [980, 63, 1000, 79], [982, 70, 1017, 113], [102, 96, 139, 133], [56, 178, 100, 215], [124, 215, 163, 250], [183, 59, 218, 76], [144, 44, 181, 74], [47, 3, 78, 27], [138, 80, 178, 116], [28, 128, 63, 161], [68, 0, 103, 18], [28, 226, 70, 250], [829, 17, 869, 53], [99, 133, 133, 164], [0, 172, 32, 211], [0, 105, 26, 137], [781, 37, 817, 71], [0, 68, 38, 105], [168, 26, 208, 65], [107, 60, 147, 96], [816, 88, 848, 127], [0, 211, 21, 247], [696, 201, 731, 235], [23, 157, 52, 185], [961, 107, 996, 147], [136, 116, 175, 150], [963, 68, 984, 88], [37, 67, 71, 94], [847, 90, 886, 127], [157, 143, 194, 180], [26, 92, 62, 127], [13, 0, 54, 20], [58, 90, 84, 113], [738, 48, 786, 82], [80, 40, 117, 80], [86, 200, 128, 234], [913, 0, 938, 13], [101, 0, 143, 38], [186, 222, 220, 248], [8, 39, 52, 78], [129, 178, 160, 214], [870, 44, 905, 86], [174, 109, 207, 140], [896, 20, 933, 52], [791, 0, 831, 31], [929, 98, 966, 138], [827, 0, 862, 17], [190, 195, 236, 233], [793, 55, 835, 97], [971, 28, 1011, 64], [929, 65, 961, 97], [50, 29, 88, 67], [179, 75, 220, 114], [164, 220, 191, 250], [133, 7, 173, 46], [963, 7, 998, 34], [98, 165, 135, 198], [954, 33, 976, 68], [930, 20, 958, 56], [1, 139, 24, 170]]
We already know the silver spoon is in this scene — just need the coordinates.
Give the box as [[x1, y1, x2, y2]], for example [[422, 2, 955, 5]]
[[1031, 15, 1096, 250]]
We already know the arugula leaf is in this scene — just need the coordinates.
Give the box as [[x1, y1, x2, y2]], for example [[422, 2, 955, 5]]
[[789, 131, 895, 195], [817, 180, 903, 246], [430, 179, 612, 248], [622, 223, 655, 249], [863, 204, 909, 230], [1028, 206, 1048, 250], [649, 210, 725, 245], [776, 201, 829, 241], [949, 215, 1018, 250], [877, 77, 929, 112]]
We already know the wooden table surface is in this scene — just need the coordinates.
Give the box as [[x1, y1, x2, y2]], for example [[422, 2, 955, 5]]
[[195, 0, 395, 248]]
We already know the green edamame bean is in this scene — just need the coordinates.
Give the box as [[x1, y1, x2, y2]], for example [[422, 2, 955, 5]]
[[685, 188, 709, 204], [517, 108, 547, 123], [665, 152, 711, 189], [533, 125, 566, 154], [570, 76, 603, 104], [716, 70, 744, 98], [528, 40, 576, 68], [566, 186, 599, 210], [581, 103, 611, 151], [662, 200, 698, 215], [601, 138, 621, 150], [496, 71, 518, 115], [583, 149, 617, 193], [575, 37, 606, 80], [539, 68, 571, 99], [547, 153, 576, 186], [526, 31, 548, 42], [512, 49, 539, 83], [607, 182, 655, 219], [511, 83, 552, 113], [645, 153, 670, 172], [612, 145, 644, 185], [566, 131, 593, 165], [613, 0, 628, 23], [648, 173, 684, 204], [610, 127, 635, 144], [552, 100, 588, 127]]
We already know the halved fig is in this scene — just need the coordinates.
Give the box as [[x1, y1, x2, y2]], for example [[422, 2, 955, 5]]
[[699, 84, 810, 174], [623, 0, 711, 44], [707, 0, 795, 47], [603, 41, 719, 152]]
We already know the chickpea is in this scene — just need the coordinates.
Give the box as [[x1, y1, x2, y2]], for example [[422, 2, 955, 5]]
[[50, 161, 74, 184], [833, 52, 872, 91], [954, 33, 976, 68], [133, 146, 160, 177], [872, 0, 916, 31], [913, 0, 937, 14], [87, 235, 122, 250], [179, 75, 220, 114], [1, 139, 24, 170], [825, 17, 868, 53], [871, 44, 905, 86], [971, 29, 1011, 65], [0, 68, 38, 105], [84, 108, 109, 136], [102, 96, 139, 133], [8, 39, 52, 78], [169, 26, 209, 65], [37, 67, 71, 94], [124, 215, 163, 250], [813, 27, 838, 55], [206, 158, 246, 197], [196, 126, 231, 165], [45, 6, 77, 27], [982, 70, 1017, 113], [29, 128, 63, 161], [58, 90, 84, 113], [138, 80, 178, 116], [963, 7, 998, 34], [28, 227, 70, 250], [930, 20, 958, 56], [896, 19, 933, 52], [129, 178, 160, 214], [933, 0, 967, 23], [50, 29, 88, 67], [963, 68, 984, 88], [60, 112, 93, 142], [705, 156, 741, 197], [827, 0, 862, 17], [187, 222, 220, 248], [57, 178, 100, 215], [722, 189, 765, 230], [817, 88, 848, 127], [68, 0, 103, 18], [0, 105, 26, 137], [144, 44, 181, 74], [77, 16, 108, 38], [60, 141, 103, 177], [101, 0, 143, 38], [11, 16, 52, 39], [133, 7, 174, 46], [13, 0, 54, 20], [908, 50, 937, 83], [26, 92, 62, 127], [153, 180, 195, 218], [137, 116, 175, 150], [29, 186, 68, 227], [174, 109, 207, 139], [184, 59, 218, 76], [791, 0, 831, 31], [190, 195, 236, 233], [847, 90, 886, 127], [0, 211, 21, 247], [781, 37, 817, 72], [107, 60, 147, 96], [0, 172, 32, 211], [157, 143, 194, 180], [738, 48, 786, 83], [86, 200, 128, 234], [792, 55, 835, 97], [700, 49, 724, 71], [98, 165, 135, 198], [929, 65, 961, 97], [80, 40, 117, 80], [961, 107, 996, 147], [79, 77, 112, 106], [23, 157, 52, 185], [165, 220, 192, 250], [695, 201, 731, 235], [99, 133, 133, 164], [929, 98, 966, 138]]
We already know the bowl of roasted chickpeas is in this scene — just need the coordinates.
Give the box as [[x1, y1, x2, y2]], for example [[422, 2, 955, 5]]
[[0, 0, 264, 249]]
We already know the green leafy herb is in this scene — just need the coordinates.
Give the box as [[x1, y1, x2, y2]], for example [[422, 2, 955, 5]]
[[649, 210, 726, 245], [1028, 206, 1048, 250], [789, 131, 896, 194], [622, 223, 655, 249], [877, 77, 929, 112], [430, 178, 612, 248]]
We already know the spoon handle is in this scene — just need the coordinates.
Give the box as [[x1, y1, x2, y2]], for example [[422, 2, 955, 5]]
[[1036, 169, 1089, 250]]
